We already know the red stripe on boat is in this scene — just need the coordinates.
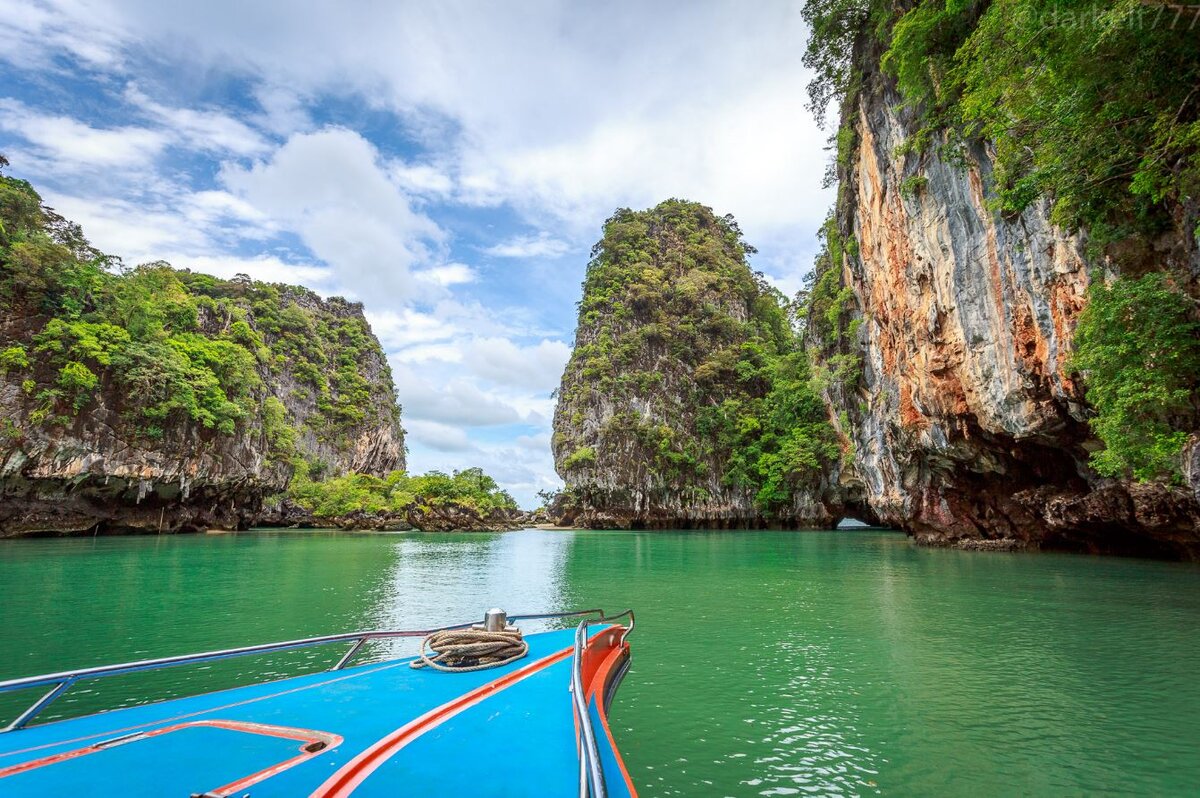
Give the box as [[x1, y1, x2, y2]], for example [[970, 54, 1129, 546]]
[[585, 641, 639, 798], [310, 645, 575, 798], [0, 661, 404, 761], [0, 719, 342, 795]]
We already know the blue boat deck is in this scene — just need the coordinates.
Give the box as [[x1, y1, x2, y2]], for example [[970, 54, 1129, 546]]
[[0, 625, 635, 797]]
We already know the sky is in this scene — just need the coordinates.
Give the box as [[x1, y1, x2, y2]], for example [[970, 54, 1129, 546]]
[[0, 0, 833, 507]]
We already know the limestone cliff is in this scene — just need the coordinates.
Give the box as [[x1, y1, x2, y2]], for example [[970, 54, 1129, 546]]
[[0, 171, 404, 535], [811, 35, 1200, 557], [552, 200, 842, 529]]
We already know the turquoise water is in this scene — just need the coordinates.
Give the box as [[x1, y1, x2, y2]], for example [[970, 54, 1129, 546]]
[[2, 529, 1198, 795]]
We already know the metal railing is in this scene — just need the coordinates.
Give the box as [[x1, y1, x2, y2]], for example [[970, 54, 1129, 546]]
[[0, 608, 625, 733], [572, 608, 635, 798]]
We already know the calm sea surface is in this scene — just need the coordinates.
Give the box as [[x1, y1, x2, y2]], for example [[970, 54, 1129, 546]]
[[2, 529, 1199, 796]]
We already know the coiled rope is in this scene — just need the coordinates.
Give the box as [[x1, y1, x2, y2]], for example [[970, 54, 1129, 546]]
[[410, 627, 529, 672]]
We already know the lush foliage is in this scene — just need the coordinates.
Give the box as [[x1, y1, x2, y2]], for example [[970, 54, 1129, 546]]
[[804, 0, 1200, 248], [802, 214, 862, 396], [1071, 275, 1200, 482], [560, 446, 596, 471], [289, 465, 518, 517], [918, 1, 1195, 247], [801, 0, 885, 125], [0, 162, 396, 455], [559, 200, 838, 513], [698, 351, 841, 509]]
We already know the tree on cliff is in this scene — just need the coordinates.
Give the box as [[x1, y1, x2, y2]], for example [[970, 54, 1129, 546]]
[[1072, 274, 1200, 483]]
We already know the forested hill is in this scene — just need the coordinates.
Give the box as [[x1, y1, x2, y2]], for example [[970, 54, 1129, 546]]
[[551, 200, 844, 529], [797, 0, 1200, 555], [0, 159, 406, 534]]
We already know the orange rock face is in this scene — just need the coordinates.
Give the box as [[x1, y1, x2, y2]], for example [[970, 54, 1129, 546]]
[[819, 87, 1199, 557]]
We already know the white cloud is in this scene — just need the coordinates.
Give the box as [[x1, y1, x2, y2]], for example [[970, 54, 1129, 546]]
[[367, 309, 460, 350], [34, 186, 291, 272], [41, 193, 198, 260], [393, 364, 524, 427], [219, 127, 447, 302], [463, 337, 570, 391], [756, 235, 824, 302], [459, 70, 831, 239], [482, 232, 571, 259], [515, 433, 551, 451], [2, 2, 833, 236], [250, 84, 313, 136], [390, 342, 463, 365], [405, 420, 475, 452], [0, 0, 128, 70], [163, 253, 332, 289], [415, 263, 474, 287], [124, 84, 271, 157], [391, 161, 455, 197], [0, 98, 169, 173], [0, 90, 271, 184]]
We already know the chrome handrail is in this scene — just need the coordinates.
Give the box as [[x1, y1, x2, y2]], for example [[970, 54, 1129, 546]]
[[0, 608, 619, 733], [605, 608, 635, 645], [572, 618, 606, 798], [571, 608, 635, 798]]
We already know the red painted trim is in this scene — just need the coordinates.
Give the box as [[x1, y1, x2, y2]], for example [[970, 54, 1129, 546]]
[[586, 644, 638, 798], [207, 721, 343, 796], [310, 645, 576, 798], [0, 719, 342, 795], [569, 626, 637, 796]]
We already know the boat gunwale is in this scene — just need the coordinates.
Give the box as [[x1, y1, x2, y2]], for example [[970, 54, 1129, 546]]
[[573, 618, 638, 798], [0, 608, 631, 733]]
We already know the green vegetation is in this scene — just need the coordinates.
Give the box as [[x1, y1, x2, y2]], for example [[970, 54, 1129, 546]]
[[561, 446, 596, 471], [898, 174, 927, 200], [803, 0, 1200, 247], [699, 350, 841, 509], [288, 465, 518, 517], [0, 344, 28, 373], [0, 159, 397, 455], [802, 215, 861, 397], [0, 158, 440, 528], [1071, 274, 1200, 482], [560, 200, 838, 513]]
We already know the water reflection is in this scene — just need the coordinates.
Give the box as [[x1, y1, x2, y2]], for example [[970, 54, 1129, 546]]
[[361, 530, 573, 660]]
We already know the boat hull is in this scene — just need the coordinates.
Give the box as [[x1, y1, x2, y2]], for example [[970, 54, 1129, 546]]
[[0, 625, 635, 797]]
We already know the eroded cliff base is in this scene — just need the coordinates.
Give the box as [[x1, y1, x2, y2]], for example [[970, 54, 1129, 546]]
[[892, 480, 1200, 560], [0, 477, 262, 537], [561, 511, 844, 531]]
